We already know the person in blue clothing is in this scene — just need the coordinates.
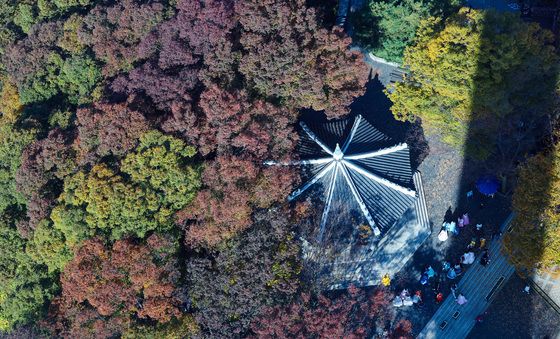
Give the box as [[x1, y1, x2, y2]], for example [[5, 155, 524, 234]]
[[420, 273, 429, 285], [447, 267, 457, 279], [426, 265, 436, 278]]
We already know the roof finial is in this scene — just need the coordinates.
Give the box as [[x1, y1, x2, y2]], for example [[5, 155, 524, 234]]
[[333, 143, 343, 161]]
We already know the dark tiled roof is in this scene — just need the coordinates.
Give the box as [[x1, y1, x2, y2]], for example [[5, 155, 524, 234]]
[[281, 114, 418, 238]]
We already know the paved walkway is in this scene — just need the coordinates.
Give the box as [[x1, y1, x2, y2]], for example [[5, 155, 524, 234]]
[[418, 213, 515, 339], [360, 50, 406, 89], [532, 269, 560, 313], [466, 0, 519, 11]]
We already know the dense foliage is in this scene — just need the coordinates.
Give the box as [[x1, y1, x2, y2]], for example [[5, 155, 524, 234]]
[[0, 0, 374, 336], [351, 0, 460, 63], [251, 286, 397, 338], [3, 0, 557, 335], [504, 144, 560, 274], [0, 219, 57, 331], [388, 7, 558, 159]]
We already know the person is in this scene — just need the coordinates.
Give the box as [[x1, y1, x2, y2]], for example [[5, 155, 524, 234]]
[[400, 289, 410, 299], [438, 229, 449, 242], [467, 237, 477, 249], [475, 224, 484, 239], [420, 273, 429, 285], [382, 273, 391, 287], [442, 261, 451, 272], [447, 221, 458, 235], [480, 249, 490, 266], [435, 292, 444, 303], [523, 285, 530, 294], [450, 283, 458, 299], [403, 294, 414, 306], [413, 290, 423, 306], [463, 213, 470, 226], [393, 295, 404, 307], [462, 251, 475, 265], [432, 277, 441, 294], [479, 237, 487, 249], [447, 267, 457, 279], [456, 293, 468, 305], [454, 263, 463, 275], [426, 265, 436, 279], [476, 314, 484, 323]]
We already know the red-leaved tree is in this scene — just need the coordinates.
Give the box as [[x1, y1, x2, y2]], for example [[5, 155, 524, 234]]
[[251, 286, 394, 338], [47, 234, 185, 337]]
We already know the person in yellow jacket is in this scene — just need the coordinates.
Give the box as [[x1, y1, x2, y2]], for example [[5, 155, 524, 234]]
[[381, 273, 391, 287]]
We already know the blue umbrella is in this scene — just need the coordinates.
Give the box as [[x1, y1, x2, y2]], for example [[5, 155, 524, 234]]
[[476, 175, 499, 195]]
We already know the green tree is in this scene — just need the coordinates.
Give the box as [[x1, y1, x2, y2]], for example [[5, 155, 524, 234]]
[[388, 8, 557, 158], [26, 219, 74, 272], [0, 116, 37, 216], [54, 131, 201, 240], [58, 54, 101, 104], [4, 22, 102, 105], [504, 144, 560, 275], [38, 0, 92, 19], [352, 0, 461, 63], [0, 0, 18, 55], [0, 221, 57, 331], [13, 3, 38, 34], [121, 130, 201, 210], [121, 315, 199, 339]]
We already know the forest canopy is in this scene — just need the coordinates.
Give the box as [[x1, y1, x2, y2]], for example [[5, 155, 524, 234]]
[[0, 0, 380, 337]]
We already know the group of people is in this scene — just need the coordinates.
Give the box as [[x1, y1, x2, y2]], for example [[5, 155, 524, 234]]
[[392, 288, 423, 308], [438, 213, 471, 241], [420, 216, 492, 306], [388, 202, 500, 310]]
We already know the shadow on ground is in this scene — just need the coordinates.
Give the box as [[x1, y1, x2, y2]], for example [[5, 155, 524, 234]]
[[377, 7, 559, 336]]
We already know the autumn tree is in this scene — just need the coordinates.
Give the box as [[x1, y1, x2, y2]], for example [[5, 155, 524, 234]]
[[388, 8, 558, 159], [47, 234, 184, 337], [236, 0, 368, 118], [15, 128, 76, 235], [179, 155, 295, 247], [3, 21, 101, 105], [503, 143, 560, 274], [251, 285, 393, 338], [0, 78, 24, 122], [187, 208, 301, 336], [75, 100, 150, 162], [197, 85, 298, 158], [111, 0, 237, 141], [79, 0, 166, 76]]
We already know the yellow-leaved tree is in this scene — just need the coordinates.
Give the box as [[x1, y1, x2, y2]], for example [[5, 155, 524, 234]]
[[388, 7, 557, 159], [503, 143, 560, 275]]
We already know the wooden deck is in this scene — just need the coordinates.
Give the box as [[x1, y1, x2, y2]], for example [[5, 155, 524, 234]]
[[418, 213, 515, 339]]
